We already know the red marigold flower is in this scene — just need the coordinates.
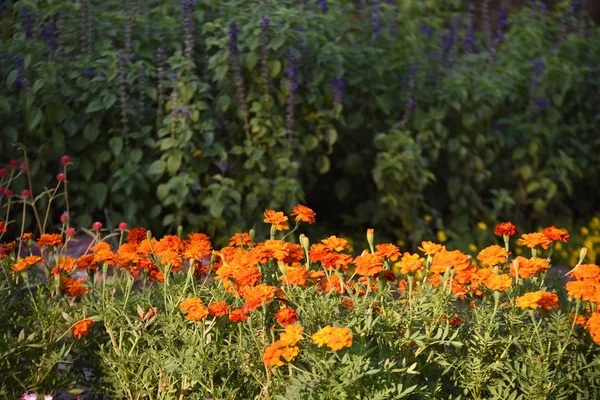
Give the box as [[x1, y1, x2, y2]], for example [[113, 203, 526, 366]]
[[275, 307, 298, 326], [543, 226, 569, 243], [291, 204, 316, 224], [494, 222, 517, 236], [229, 307, 250, 323], [72, 319, 94, 339]]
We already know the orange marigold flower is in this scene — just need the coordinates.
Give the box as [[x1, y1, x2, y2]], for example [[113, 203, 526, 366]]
[[418, 241, 446, 256], [60, 277, 88, 297], [12, 255, 44, 272], [0, 220, 6, 233], [76, 254, 98, 271], [375, 243, 401, 261], [354, 251, 383, 277], [264, 210, 289, 231], [21, 232, 32, 241], [263, 341, 287, 367], [515, 291, 559, 310], [37, 233, 63, 248], [229, 232, 254, 247], [518, 233, 552, 250], [57, 256, 77, 274], [318, 274, 346, 294], [321, 236, 350, 252], [291, 204, 316, 224], [309, 243, 351, 271], [484, 273, 512, 292], [208, 301, 230, 317], [243, 284, 278, 310], [543, 226, 570, 243], [280, 323, 304, 346], [570, 264, 600, 281], [311, 325, 353, 351], [430, 250, 471, 274], [229, 307, 250, 323], [477, 245, 509, 267], [0, 241, 16, 259], [148, 267, 165, 283], [510, 256, 550, 279], [571, 313, 586, 325], [566, 280, 597, 302], [275, 307, 298, 326], [586, 312, 600, 345], [127, 227, 147, 245], [72, 319, 94, 339], [280, 262, 309, 286], [179, 298, 209, 321], [183, 235, 212, 260], [494, 222, 517, 236], [395, 252, 424, 275]]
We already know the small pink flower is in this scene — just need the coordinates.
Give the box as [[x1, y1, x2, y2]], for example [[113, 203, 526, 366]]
[[118, 222, 127, 231], [0, 168, 7, 177], [56, 173, 66, 181], [0, 187, 5, 196], [21, 392, 37, 400], [92, 221, 103, 231], [5, 189, 13, 196], [44, 395, 53, 400], [20, 161, 28, 170], [21, 189, 30, 199], [9, 159, 18, 168], [60, 213, 69, 223], [66, 227, 76, 237], [61, 155, 71, 165]]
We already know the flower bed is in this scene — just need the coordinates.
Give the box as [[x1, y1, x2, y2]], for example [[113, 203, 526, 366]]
[[2, 195, 600, 398]]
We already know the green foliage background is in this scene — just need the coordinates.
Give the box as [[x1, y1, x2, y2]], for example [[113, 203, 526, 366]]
[[1, 0, 599, 247]]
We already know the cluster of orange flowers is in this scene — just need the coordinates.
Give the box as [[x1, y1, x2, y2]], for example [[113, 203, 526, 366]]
[[179, 298, 209, 321], [515, 291, 559, 310], [263, 324, 303, 367], [311, 325, 353, 351], [564, 264, 600, 344]]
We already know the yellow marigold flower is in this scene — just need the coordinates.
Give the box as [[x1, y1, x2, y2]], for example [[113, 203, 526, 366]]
[[436, 231, 447, 243], [424, 215, 432, 222], [311, 325, 353, 351], [477, 222, 487, 230], [581, 227, 590, 236], [469, 244, 477, 253]]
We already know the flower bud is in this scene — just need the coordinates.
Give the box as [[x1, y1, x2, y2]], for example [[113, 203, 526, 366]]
[[92, 221, 103, 231], [20, 161, 27, 170], [0, 168, 7, 177], [66, 227, 76, 237], [177, 225, 183, 238], [0, 187, 5, 196], [118, 222, 127, 231], [61, 155, 71, 165], [5, 189, 13, 196], [9, 159, 18, 168], [60, 213, 69, 222], [21, 189, 30, 199], [300, 234, 310, 253], [146, 230, 153, 242], [249, 228, 255, 242], [579, 247, 588, 265], [367, 228, 374, 250], [56, 173, 66, 181]]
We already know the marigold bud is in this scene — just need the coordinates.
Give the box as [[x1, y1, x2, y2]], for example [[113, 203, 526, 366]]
[[61, 155, 71, 165], [56, 173, 66, 181], [579, 247, 588, 265], [118, 222, 127, 231], [92, 221, 103, 231], [66, 227, 76, 237]]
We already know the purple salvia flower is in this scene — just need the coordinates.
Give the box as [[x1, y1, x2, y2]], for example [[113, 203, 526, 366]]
[[440, 16, 459, 67], [317, 0, 328, 12], [182, 0, 196, 59], [332, 78, 345, 105], [21, 6, 33, 38], [228, 21, 249, 133], [394, 65, 417, 129], [41, 20, 59, 51], [81, 68, 95, 77], [260, 16, 271, 90], [286, 51, 297, 141], [14, 54, 30, 91], [495, 2, 508, 45], [482, 0, 492, 54], [463, 3, 477, 53], [370, 2, 382, 44], [118, 50, 129, 132], [124, 0, 138, 59]]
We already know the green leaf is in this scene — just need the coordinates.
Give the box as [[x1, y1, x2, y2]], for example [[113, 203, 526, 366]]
[[270, 60, 282, 78], [6, 70, 17, 88], [85, 99, 104, 113], [83, 123, 100, 142], [303, 135, 319, 151], [246, 53, 258, 71], [156, 184, 169, 200], [147, 160, 166, 176], [90, 183, 107, 208], [167, 152, 182, 175], [317, 155, 330, 174], [109, 137, 123, 157], [209, 201, 224, 218]]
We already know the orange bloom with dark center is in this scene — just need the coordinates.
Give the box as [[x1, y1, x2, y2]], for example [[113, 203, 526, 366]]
[[494, 222, 517, 236], [484, 273, 512, 291], [72, 319, 94, 339], [0, 241, 16, 259], [37, 233, 63, 248], [515, 291, 559, 310], [311, 325, 352, 351], [375, 243, 401, 261], [543, 226, 570, 243], [395, 252, 424, 275], [12, 256, 43, 272], [60, 277, 88, 297], [477, 245, 509, 267], [179, 298, 209, 321], [264, 210, 289, 231], [354, 251, 383, 277], [418, 241, 446, 256], [127, 227, 147, 245], [321, 236, 349, 252], [208, 301, 230, 317], [510, 256, 550, 279], [275, 307, 298, 326], [229, 232, 253, 247], [291, 204, 316, 224], [519, 233, 552, 249]]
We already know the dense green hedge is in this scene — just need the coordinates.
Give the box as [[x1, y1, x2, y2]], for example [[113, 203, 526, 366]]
[[1, 0, 599, 247]]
